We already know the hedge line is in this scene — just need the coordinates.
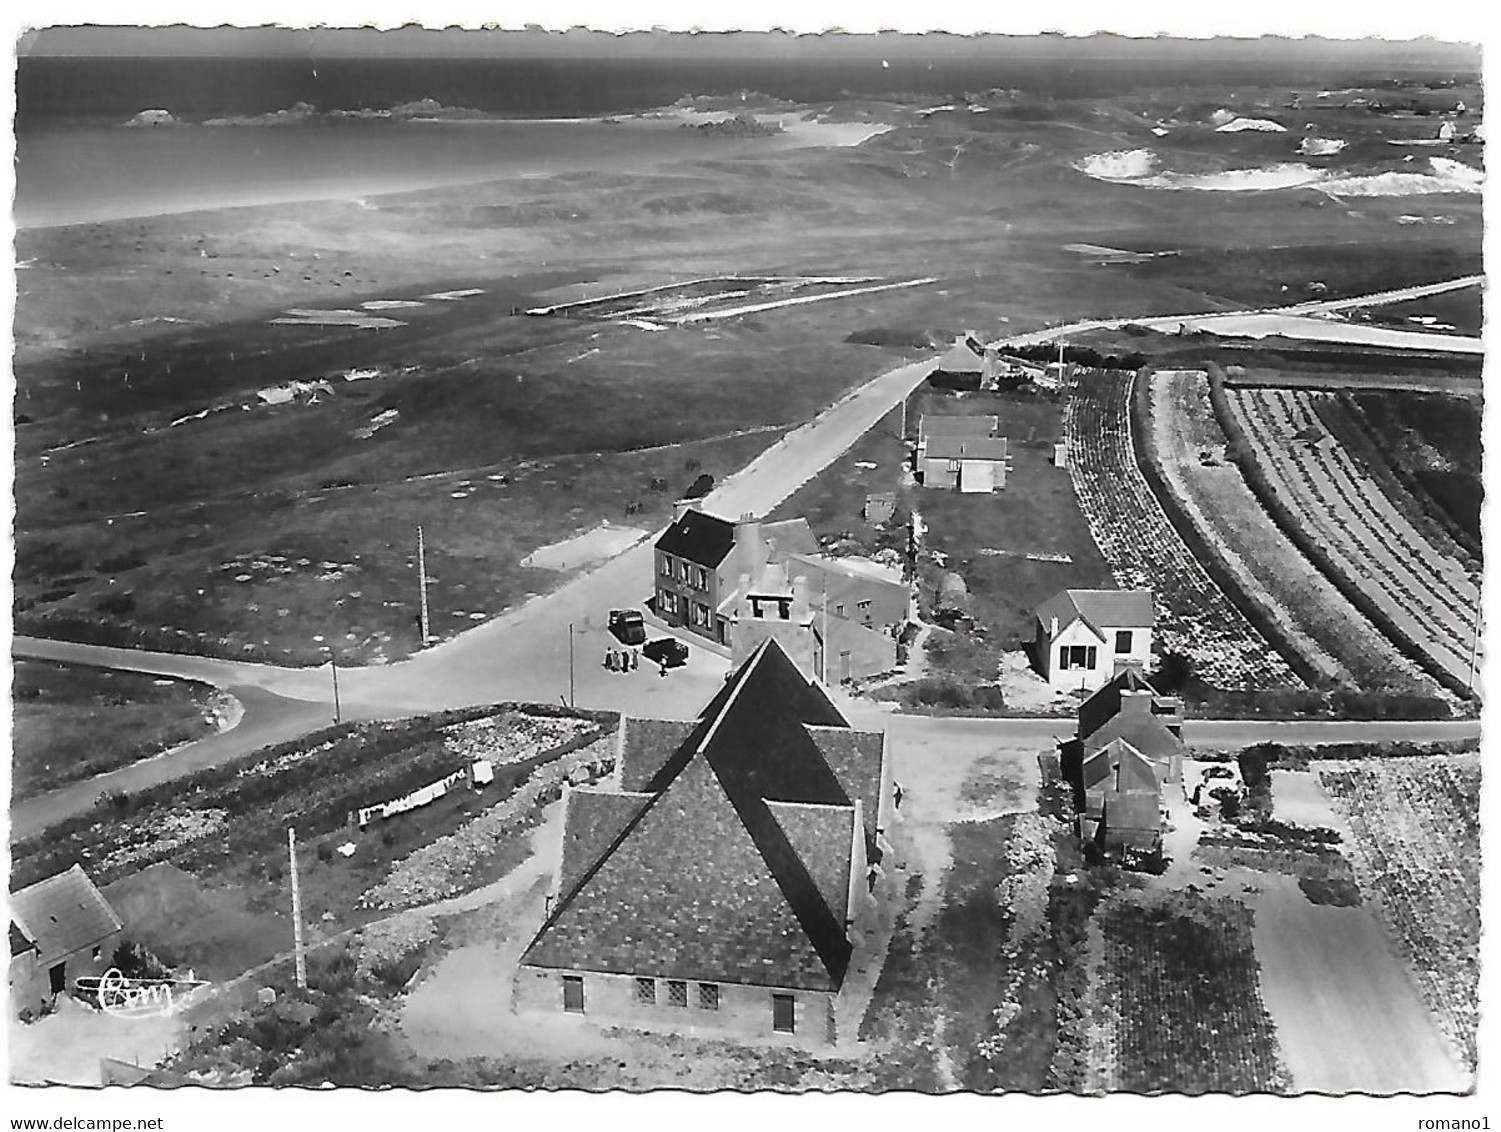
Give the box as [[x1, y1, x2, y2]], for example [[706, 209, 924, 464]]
[[13, 610, 326, 668], [1128, 369, 1327, 691], [1205, 364, 1475, 701], [1236, 737, 1479, 777]]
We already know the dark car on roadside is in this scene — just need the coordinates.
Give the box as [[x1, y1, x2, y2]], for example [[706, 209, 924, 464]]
[[642, 637, 689, 668], [608, 609, 647, 646]]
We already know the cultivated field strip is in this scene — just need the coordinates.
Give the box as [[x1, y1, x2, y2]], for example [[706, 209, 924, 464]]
[[1064, 372, 1298, 689], [1228, 389, 1479, 686], [1149, 371, 1436, 694], [1319, 755, 1480, 1071]]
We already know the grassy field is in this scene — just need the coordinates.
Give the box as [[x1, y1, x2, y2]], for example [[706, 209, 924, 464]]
[[14, 81, 1482, 674], [909, 385, 1112, 687], [9, 660, 219, 801]]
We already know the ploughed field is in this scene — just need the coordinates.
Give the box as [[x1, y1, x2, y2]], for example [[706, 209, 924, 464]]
[[1226, 387, 1480, 690], [1064, 371, 1298, 690], [1317, 753, 1480, 1071], [1144, 369, 1436, 695]]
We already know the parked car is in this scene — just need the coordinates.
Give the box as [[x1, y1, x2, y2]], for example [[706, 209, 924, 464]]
[[642, 638, 689, 668], [608, 609, 647, 646]]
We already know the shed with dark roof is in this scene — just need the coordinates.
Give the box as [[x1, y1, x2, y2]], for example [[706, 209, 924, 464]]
[[10, 864, 124, 1016]]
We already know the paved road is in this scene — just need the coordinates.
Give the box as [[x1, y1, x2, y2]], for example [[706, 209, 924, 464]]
[[988, 274, 1484, 350], [9, 687, 400, 841]]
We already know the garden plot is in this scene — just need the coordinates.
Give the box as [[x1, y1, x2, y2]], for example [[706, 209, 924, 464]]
[[1317, 754, 1480, 1071], [1227, 388, 1479, 687], [1064, 371, 1298, 689], [1147, 370, 1435, 694], [1090, 892, 1289, 1095]]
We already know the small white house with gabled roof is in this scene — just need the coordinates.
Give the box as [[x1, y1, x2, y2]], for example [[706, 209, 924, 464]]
[[1034, 588, 1155, 691]]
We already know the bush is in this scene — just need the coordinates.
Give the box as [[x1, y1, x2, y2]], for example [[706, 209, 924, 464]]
[[1155, 651, 1193, 693], [112, 939, 172, 981], [96, 593, 136, 617], [684, 473, 715, 499], [903, 677, 1006, 713]]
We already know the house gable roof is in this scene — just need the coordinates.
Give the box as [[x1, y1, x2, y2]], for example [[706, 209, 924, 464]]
[[935, 338, 985, 373], [520, 639, 860, 991], [1084, 711, 1186, 765], [1078, 665, 1160, 739], [919, 414, 998, 442], [1036, 588, 1155, 638], [10, 864, 122, 966], [760, 518, 819, 562], [925, 435, 1010, 462], [654, 509, 735, 568]]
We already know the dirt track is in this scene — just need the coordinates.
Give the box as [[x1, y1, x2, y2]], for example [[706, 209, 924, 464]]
[[1252, 875, 1470, 1095]]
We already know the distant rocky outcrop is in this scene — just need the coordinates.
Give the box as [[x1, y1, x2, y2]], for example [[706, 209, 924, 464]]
[[682, 113, 784, 138], [200, 99, 489, 127], [121, 109, 180, 128]]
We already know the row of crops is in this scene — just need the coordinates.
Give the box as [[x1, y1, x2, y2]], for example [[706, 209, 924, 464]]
[[1064, 371, 1299, 689], [1227, 388, 1480, 690], [1318, 754, 1481, 1071], [1094, 893, 1291, 1094]]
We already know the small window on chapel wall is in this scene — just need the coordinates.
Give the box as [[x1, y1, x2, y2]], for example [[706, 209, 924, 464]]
[[562, 976, 584, 1013], [667, 980, 688, 1008], [698, 983, 720, 1011], [635, 977, 656, 1006]]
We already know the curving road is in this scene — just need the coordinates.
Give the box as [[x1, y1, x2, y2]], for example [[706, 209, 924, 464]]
[[12, 278, 1486, 831], [988, 274, 1483, 351]]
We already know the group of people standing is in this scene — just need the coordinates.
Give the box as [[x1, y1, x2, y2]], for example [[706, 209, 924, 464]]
[[604, 647, 640, 672], [606, 646, 669, 676]]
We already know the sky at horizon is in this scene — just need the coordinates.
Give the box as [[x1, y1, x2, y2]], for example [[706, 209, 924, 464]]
[[18, 25, 1485, 58]]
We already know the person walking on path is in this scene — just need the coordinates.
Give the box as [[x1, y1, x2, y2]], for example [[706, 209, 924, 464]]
[[658, 657, 668, 678]]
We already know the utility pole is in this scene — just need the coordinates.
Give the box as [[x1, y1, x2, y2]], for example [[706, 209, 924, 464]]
[[568, 623, 576, 707], [288, 827, 307, 989], [416, 524, 432, 647], [329, 652, 341, 724], [1468, 608, 1483, 692], [822, 575, 829, 686]]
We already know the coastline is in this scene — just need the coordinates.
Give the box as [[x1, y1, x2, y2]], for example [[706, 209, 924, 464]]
[[16, 105, 896, 231]]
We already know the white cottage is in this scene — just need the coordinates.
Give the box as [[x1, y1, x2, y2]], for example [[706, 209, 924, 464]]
[[1034, 588, 1155, 692]]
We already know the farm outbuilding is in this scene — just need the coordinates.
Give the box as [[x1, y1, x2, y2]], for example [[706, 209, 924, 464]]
[[921, 434, 1010, 492], [10, 865, 124, 1018], [863, 492, 897, 525]]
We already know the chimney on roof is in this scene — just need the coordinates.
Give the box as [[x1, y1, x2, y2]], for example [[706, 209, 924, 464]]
[[792, 573, 810, 616], [672, 498, 701, 522], [1120, 689, 1153, 718], [735, 513, 764, 583]]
